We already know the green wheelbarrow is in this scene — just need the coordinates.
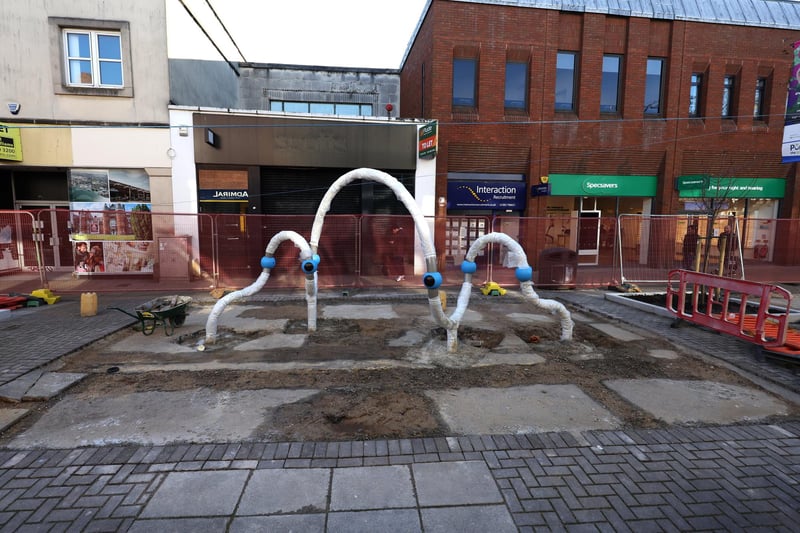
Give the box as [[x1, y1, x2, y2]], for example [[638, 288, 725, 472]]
[[110, 295, 192, 336]]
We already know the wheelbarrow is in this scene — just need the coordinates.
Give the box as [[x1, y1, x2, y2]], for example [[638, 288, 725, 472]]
[[110, 295, 192, 336]]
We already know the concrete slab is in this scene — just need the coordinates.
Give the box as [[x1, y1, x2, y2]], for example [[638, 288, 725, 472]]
[[237, 468, 329, 515], [233, 333, 306, 351], [476, 352, 545, 366], [330, 465, 415, 511], [426, 385, 620, 434], [388, 329, 427, 347], [22, 372, 87, 401], [493, 333, 530, 352], [507, 312, 555, 324], [0, 409, 29, 432], [8, 388, 317, 447], [647, 349, 680, 360], [230, 515, 327, 532], [129, 518, 230, 533], [413, 461, 502, 506], [0, 369, 43, 402], [141, 471, 249, 517], [323, 304, 398, 320], [604, 379, 789, 424], [420, 505, 517, 533], [109, 333, 197, 354], [327, 510, 421, 533], [588, 322, 646, 341]]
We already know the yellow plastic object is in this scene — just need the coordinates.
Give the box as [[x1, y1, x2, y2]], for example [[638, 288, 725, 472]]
[[31, 288, 61, 305], [480, 281, 507, 296]]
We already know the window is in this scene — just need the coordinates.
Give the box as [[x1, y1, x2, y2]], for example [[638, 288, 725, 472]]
[[269, 101, 373, 116], [601, 55, 621, 113], [505, 61, 528, 110], [64, 30, 123, 87], [754, 77, 767, 120], [555, 52, 577, 111], [50, 18, 132, 97], [689, 73, 703, 117], [644, 58, 664, 115], [722, 75, 735, 118], [453, 58, 477, 107]]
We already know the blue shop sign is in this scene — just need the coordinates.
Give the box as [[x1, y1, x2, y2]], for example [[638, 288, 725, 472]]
[[447, 181, 526, 210]]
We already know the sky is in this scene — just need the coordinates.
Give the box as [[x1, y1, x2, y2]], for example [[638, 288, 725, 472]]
[[166, 0, 430, 69]]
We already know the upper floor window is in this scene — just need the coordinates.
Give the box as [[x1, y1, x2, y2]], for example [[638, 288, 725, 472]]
[[689, 73, 703, 118], [453, 58, 478, 107], [754, 77, 767, 120], [269, 101, 373, 116], [721, 75, 735, 118], [644, 58, 664, 116], [505, 61, 528, 110], [555, 52, 577, 111], [601, 55, 621, 113], [64, 29, 123, 87]]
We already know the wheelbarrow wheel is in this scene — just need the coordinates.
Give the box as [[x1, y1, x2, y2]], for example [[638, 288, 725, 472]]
[[164, 318, 175, 336], [142, 319, 157, 336], [172, 313, 187, 327]]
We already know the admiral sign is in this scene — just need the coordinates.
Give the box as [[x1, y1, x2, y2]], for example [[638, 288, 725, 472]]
[[447, 181, 526, 210], [199, 189, 249, 201]]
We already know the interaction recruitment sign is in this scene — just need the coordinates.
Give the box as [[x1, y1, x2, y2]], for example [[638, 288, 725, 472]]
[[447, 181, 526, 210]]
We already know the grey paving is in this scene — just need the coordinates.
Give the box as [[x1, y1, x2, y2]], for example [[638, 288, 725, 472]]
[[0, 288, 799, 531]]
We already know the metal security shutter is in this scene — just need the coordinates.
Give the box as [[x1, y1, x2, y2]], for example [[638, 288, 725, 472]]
[[260, 168, 361, 215]]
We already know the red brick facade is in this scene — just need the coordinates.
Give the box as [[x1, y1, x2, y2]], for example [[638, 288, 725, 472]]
[[400, 0, 800, 224]]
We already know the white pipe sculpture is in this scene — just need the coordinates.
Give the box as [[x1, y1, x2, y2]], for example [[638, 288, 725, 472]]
[[202, 230, 316, 347], [458, 232, 574, 341], [200, 168, 573, 354]]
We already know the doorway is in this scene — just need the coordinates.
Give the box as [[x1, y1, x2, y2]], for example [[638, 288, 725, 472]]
[[15, 203, 73, 270]]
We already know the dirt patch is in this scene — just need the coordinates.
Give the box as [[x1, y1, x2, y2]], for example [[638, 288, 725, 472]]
[[20, 298, 800, 443]]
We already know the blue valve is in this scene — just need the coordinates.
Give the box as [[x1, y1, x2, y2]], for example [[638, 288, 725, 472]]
[[301, 254, 321, 273], [423, 271, 443, 289], [515, 266, 533, 282], [461, 260, 477, 274], [261, 256, 276, 269]]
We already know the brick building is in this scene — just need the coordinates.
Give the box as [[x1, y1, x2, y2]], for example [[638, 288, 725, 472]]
[[399, 0, 800, 266]]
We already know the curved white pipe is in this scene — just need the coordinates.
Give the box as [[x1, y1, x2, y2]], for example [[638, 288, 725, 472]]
[[463, 232, 574, 341], [202, 230, 314, 347]]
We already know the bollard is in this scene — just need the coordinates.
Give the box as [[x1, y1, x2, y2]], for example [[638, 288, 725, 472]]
[[80, 292, 98, 317]]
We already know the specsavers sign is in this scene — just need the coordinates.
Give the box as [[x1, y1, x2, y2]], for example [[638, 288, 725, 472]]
[[677, 177, 785, 199], [547, 174, 657, 196]]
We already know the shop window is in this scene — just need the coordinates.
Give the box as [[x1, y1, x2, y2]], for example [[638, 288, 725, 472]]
[[555, 52, 577, 112], [644, 58, 664, 116], [50, 18, 133, 97], [689, 73, 703, 118], [453, 57, 478, 108], [505, 61, 528, 110], [269, 101, 373, 116], [601, 55, 621, 114], [722, 75, 736, 118]]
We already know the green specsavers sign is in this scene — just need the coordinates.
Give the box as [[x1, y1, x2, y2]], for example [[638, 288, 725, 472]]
[[547, 174, 658, 197], [677, 177, 785, 198]]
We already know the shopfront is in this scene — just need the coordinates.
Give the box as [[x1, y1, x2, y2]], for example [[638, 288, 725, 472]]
[[538, 174, 657, 265]]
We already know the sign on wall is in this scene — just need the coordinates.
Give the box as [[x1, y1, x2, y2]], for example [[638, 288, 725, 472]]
[[783, 40, 800, 163], [447, 181, 526, 210], [418, 121, 437, 159], [0, 123, 22, 161]]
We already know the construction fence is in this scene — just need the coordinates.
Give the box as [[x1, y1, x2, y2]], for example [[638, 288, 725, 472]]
[[0, 209, 798, 294]]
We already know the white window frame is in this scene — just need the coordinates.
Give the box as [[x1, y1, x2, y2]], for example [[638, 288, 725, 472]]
[[63, 29, 123, 88]]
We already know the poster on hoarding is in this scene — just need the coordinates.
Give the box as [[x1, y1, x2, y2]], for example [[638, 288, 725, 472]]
[[782, 40, 800, 163]]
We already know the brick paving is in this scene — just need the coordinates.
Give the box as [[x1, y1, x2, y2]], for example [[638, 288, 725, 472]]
[[0, 289, 799, 530]]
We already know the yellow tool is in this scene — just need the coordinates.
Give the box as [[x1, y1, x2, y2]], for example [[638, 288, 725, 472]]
[[480, 281, 506, 296]]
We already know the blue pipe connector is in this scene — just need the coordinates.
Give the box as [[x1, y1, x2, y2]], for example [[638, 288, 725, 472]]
[[261, 256, 276, 269], [301, 254, 321, 274], [515, 266, 533, 282], [423, 271, 443, 289], [461, 260, 478, 274]]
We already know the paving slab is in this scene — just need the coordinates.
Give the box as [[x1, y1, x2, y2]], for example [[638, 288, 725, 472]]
[[129, 518, 230, 533], [413, 461, 502, 506], [0, 369, 43, 402], [647, 348, 680, 359], [8, 388, 317, 447], [476, 352, 545, 366], [141, 470, 249, 517], [420, 505, 517, 533], [0, 408, 29, 432], [22, 372, 87, 401], [426, 384, 620, 434], [605, 379, 789, 424], [233, 333, 306, 351], [229, 515, 327, 532], [330, 465, 415, 511], [322, 304, 398, 320], [327, 509, 421, 533], [588, 322, 646, 341], [387, 329, 427, 347], [237, 468, 329, 515], [506, 312, 555, 324]]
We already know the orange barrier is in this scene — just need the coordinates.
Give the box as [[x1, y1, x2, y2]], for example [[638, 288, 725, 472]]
[[666, 269, 796, 353]]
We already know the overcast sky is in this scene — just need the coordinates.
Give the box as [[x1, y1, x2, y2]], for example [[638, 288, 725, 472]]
[[166, 0, 430, 69]]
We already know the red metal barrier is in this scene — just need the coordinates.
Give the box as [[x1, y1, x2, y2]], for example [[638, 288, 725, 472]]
[[666, 269, 796, 352]]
